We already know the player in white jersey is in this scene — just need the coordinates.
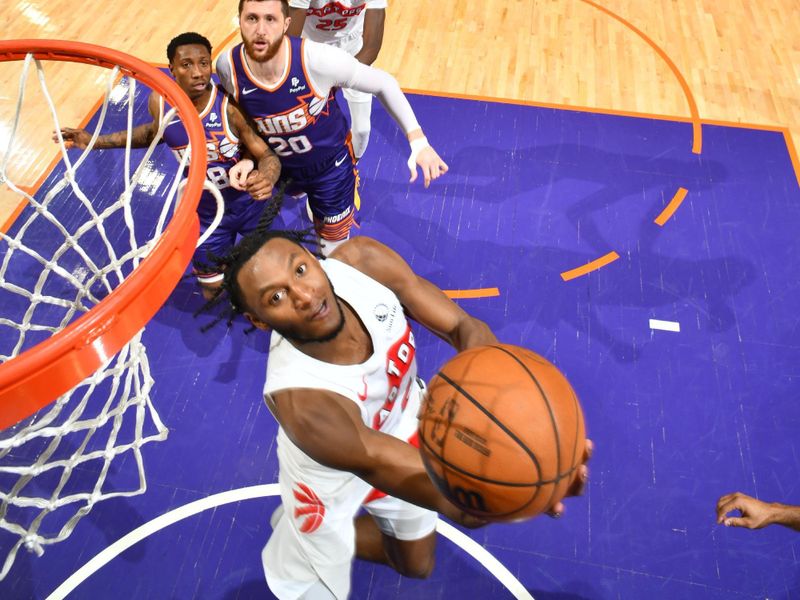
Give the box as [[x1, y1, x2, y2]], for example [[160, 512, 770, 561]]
[[286, 0, 387, 160], [209, 220, 592, 599]]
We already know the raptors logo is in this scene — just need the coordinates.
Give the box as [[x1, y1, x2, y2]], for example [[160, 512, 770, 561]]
[[293, 482, 326, 533]]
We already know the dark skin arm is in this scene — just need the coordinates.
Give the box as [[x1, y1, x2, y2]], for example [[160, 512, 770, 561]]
[[271, 386, 478, 524], [225, 98, 281, 199], [717, 492, 800, 531], [353, 8, 385, 65], [54, 92, 161, 149], [332, 237, 497, 351], [286, 7, 307, 37]]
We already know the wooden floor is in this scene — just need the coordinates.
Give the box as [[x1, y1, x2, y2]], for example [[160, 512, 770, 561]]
[[2, 0, 799, 228]]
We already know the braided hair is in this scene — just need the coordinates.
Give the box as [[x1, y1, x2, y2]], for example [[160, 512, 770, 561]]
[[195, 184, 319, 331]]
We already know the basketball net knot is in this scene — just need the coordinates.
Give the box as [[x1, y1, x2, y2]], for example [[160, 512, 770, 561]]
[[23, 535, 45, 557]]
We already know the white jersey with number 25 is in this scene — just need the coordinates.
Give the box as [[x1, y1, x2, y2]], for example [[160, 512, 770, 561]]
[[289, 0, 388, 44]]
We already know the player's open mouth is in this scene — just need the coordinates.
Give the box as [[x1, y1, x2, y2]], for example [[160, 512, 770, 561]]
[[310, 300, 329, 321]]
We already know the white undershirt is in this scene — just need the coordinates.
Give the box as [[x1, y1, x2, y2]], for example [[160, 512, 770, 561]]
[[216, 38, 419, 134]]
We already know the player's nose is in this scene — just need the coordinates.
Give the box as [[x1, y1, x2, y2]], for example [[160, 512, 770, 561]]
[[291, 285, 313, 310]]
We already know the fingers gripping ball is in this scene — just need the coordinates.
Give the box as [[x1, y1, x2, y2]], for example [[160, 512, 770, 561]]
[[419, 345, 586, 522]]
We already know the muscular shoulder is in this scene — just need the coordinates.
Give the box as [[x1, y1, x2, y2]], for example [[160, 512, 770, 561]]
[[329, 236, 382, 271], [329, 237, 412, 291]]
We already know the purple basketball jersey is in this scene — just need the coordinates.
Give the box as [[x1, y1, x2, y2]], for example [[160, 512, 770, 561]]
[[226, 36, 350, 173], [161, 83, 246, 212]]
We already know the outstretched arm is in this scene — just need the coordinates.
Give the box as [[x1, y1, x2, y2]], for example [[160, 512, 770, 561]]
[[226, 99, 281, 199], [333, 237, 497, 351], [305, 43, 448, 188], [354, 8, 385, 66], [333, 237, 592, 515], [271, 386, 481, 526], [54, 92, 161, 150], [717, 492, 800, 531]]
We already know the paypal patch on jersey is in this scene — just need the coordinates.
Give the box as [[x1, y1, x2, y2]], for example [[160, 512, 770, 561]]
[[229, 36, 350, 172]]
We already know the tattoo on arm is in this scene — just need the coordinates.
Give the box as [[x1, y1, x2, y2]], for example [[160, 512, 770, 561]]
[[94, 122, 158, 149]]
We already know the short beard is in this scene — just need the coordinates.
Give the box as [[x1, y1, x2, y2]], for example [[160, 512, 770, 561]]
[[243, 35, 283, 63], [276, 297, 346, 345]]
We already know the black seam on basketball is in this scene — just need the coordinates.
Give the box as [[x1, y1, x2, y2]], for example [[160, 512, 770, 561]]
[[419, 430, 565, 488], [489, 345, 564, 511], [435, 371, 544, 497]]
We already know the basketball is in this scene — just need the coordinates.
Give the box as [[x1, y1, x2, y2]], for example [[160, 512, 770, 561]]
[[418, 344, 586, 522]]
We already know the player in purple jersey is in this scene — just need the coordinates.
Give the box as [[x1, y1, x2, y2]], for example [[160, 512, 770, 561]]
[[56, 32, 281, 300], [217, 0, 448, 257]]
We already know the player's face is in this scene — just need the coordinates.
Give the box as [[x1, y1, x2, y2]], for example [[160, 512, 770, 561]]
[[169, 45, 212, 100], [239, 0, 291, 63], [238, 238, 346, 344]]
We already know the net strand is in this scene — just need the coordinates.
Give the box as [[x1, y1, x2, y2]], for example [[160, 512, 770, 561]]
[[0, 51, 196, 580]]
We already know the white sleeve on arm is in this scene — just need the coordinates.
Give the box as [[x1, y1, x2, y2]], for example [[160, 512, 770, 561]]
[[305, 41, 420, 135], [366, 0, 388, 7], [215, 52, 236, 98], [288, 0, 311, 7]]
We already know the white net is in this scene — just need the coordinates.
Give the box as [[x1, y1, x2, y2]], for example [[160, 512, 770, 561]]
[[0, 50, 219, 579]]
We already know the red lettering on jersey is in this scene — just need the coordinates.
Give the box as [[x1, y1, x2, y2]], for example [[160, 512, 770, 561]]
[[293, 482, 326, 533], [307, 2, 366, 18], [372, 326, 416, 429], [357, 375, 368, 401]]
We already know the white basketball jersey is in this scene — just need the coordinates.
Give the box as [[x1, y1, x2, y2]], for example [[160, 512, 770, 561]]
[[261, 258, 422, 599], [264, 257, 417, 434], [289, 0, 388, 44]]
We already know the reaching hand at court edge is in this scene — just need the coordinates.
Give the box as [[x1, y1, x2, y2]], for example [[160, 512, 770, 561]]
[[53, 128, 92, 149], [716, 492, 800, 531]]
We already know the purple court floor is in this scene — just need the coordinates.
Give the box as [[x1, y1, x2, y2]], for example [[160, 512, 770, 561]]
[[2, 80, 799, 599]]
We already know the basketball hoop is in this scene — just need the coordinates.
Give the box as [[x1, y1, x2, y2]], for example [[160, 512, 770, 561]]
[[0, 39, 208, 579]]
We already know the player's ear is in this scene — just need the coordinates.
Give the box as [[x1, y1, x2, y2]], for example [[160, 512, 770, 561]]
[[244, 311, 271, 332]]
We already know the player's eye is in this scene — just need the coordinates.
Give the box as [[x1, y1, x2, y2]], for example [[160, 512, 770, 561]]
[[296, 264, 306, 276], [270, 290, 284, 304]]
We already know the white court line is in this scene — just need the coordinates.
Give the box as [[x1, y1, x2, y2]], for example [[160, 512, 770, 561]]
[[47, 484, 534, 600], [436, 521, 534, 600], [649, 318, 680, 332]]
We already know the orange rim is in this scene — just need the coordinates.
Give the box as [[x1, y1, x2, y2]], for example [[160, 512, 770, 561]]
[[0, 40, 206, 430]]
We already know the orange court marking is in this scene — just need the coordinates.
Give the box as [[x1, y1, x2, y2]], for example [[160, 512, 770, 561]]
[[654, 187, 689, 226], [444, 287, 500, 299], [784, 129, 800, 189], [561, 252, 621, 281], [578, 0, 702, 154]]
